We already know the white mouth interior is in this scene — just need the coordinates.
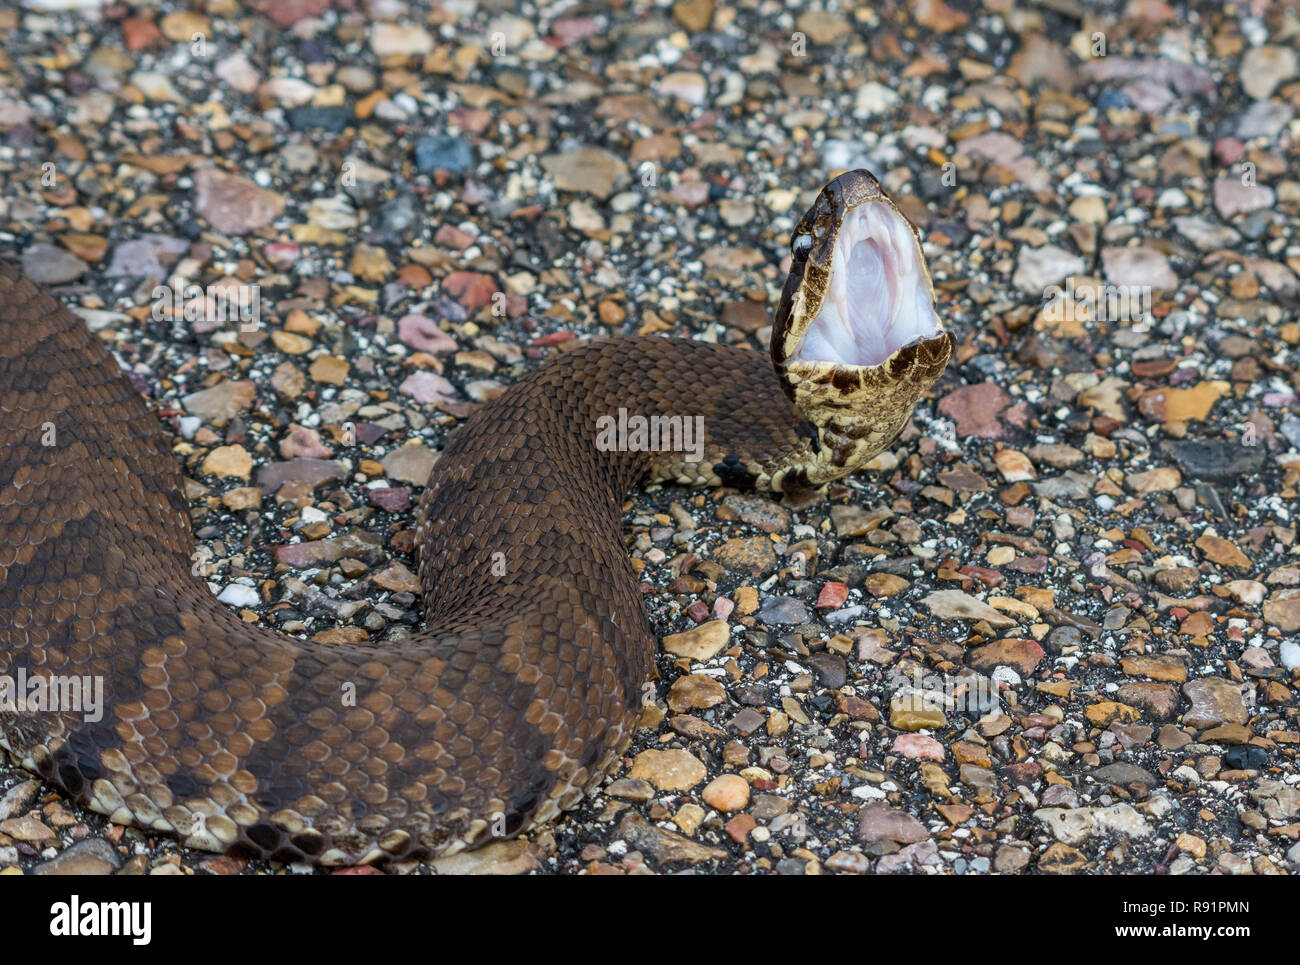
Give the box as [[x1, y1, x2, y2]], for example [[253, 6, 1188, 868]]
[[792, 203, 941, 368]]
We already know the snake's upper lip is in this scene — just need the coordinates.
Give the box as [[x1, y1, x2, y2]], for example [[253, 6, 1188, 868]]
[[791, 200, 942, 369]]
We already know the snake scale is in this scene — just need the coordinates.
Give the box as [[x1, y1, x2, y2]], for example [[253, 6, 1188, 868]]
[[0, 169, 952, 865]]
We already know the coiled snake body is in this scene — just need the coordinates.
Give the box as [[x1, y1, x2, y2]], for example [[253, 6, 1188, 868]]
[[0, 170, 951, 865]]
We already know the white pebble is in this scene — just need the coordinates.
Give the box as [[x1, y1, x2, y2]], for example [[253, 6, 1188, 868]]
[[991, 666, 1021, 687], [217, 584, 260, 607], [854, 82, 898, 116]]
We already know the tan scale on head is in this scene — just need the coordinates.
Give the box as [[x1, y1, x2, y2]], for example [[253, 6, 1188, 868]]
[[770, 168, 955, 485]]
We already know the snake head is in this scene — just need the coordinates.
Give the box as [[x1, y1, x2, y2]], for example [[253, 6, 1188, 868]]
[[770, 169, 954, 483]]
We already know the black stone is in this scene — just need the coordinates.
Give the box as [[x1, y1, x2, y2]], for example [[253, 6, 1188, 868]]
[[1043, 625, 1081, 654], [807, 653, 846, 690], [414, 133, 474, 174], [1169, 439, 1265, 484], [1223, 745, 1269, 770], [285, 105, 353, 132]]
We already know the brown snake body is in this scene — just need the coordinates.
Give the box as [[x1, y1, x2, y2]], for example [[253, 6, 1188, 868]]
[[0, 170, 952, 865]]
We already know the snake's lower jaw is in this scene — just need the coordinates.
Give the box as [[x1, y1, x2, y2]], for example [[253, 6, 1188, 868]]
[[784, 330, 955, 484]]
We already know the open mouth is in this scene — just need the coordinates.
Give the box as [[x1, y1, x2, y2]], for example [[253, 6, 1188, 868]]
[[791, 202, 942, 369]]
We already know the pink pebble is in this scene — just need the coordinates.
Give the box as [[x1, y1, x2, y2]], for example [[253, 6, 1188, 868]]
[[891, 734, 946, 761], [397, 314, 457, 354], [816, 581, 849, 609], [1213, 137, 1245, 166], [262, 241, 300, 269]]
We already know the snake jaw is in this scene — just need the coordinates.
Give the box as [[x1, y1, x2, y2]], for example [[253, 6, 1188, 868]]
[[779, 176, 942, 372], [770, 169, 954, 482], [797, 202, 937, 368]]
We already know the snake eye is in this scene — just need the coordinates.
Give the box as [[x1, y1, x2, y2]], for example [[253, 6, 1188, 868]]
[[791, 233, 812, 257]]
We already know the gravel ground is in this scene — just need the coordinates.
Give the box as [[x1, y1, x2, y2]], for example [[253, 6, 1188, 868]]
[[1, 0, 1298, 876]]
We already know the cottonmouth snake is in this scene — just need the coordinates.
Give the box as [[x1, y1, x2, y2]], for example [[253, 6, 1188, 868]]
[[0, 169, 952, 865]]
